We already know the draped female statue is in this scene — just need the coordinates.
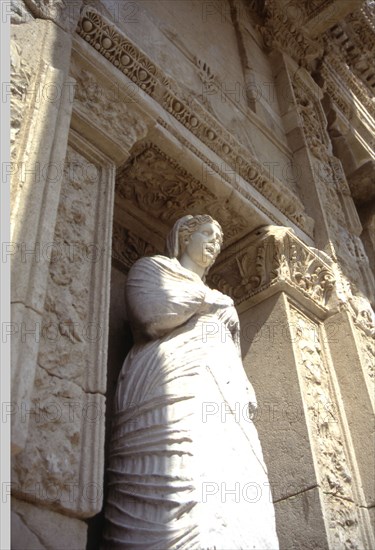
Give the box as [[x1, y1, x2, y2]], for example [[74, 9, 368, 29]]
[[103, 214, 279, 549]]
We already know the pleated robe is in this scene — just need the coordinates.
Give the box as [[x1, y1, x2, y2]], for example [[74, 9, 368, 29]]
[[103, 255, 279, 550]]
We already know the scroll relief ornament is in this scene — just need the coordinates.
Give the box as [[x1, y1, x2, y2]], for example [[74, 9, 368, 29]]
[[259, 0, 324, 67], [290, 308, 363, 549]]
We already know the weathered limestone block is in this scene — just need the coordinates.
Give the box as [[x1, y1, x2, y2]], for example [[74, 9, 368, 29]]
[[274, 488, 328, 550], [12, 366, 105, 517], [12, 498, 87, 550]]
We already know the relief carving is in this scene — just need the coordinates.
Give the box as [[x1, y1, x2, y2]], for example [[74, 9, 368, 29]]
[[328, 7, 375, 93], [348, 294, 375, 384], [70, 63, 148, 151], [10, 41, 32, 162], [259, 0, 324, 67], [116, 143, 249, 243], [290, 308, 362, 549], [12, 144, 110, 515], [208, 225, 335, 308], [112, 223, 158, 272], [323, 48, 375, 121], [76, 6, 314, 236], [292, 78, 331, 163]]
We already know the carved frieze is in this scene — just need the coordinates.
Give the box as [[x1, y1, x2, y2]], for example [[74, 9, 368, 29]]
[[70, 62, 148, 152], [322, 49, 375, 122], [208, 225, 335, 309], [76, 6, 313, 236], [290, 307, 364, 548], [115, 143, 250, 244], [259, 0, 324, 66], [328, 7, 375, 92]]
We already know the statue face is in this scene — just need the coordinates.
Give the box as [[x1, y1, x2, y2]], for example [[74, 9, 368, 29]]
[[184, 221, 222, 269]]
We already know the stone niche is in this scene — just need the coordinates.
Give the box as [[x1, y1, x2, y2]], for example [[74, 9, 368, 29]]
[[10, 2, 375, 549]]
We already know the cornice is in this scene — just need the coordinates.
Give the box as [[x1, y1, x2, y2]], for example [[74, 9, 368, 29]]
[[75, 6, 313, 237]]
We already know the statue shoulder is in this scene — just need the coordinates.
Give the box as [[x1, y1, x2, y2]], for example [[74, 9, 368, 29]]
[[128, 255, 177, 276]]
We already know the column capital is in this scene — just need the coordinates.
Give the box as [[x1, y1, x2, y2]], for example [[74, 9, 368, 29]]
[[208, 225, 336, 314]]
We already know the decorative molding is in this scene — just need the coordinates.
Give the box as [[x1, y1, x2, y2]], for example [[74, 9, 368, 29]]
[[258, 0, 324, 67], [75, 6, 313, 237], [115, 143, 250, 245], [208, 225, 335, 309], [328, 9, 375, 92], [70, 60, 149, 154], [292, 74, 331, 163], [290, 306, 364, 548], [323, 49, 375, 121]]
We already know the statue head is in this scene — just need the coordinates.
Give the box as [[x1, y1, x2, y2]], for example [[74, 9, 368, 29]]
[[166, 214, 223, 278]]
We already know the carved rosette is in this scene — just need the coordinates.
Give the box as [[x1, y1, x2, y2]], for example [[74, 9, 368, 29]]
[[76, 6, 313, 236], [208, 226, 336, 309], [290, 307, 363, 548]]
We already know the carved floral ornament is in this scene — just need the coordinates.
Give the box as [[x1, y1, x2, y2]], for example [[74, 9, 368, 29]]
[[76, 6, 314, 236], [290, 307, 362, 548], [208, 225, 336, 309], [258, 0, 324, 66], [115, 143, 249, 244]]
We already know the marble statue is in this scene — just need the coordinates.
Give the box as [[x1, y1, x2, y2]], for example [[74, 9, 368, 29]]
[[103, 214, 279, 549]]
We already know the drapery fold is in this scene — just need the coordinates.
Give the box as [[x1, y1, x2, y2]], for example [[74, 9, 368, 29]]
[[103, 256, 279, 550]]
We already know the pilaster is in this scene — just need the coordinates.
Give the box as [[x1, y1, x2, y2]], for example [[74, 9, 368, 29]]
[[208, 225, 375, 549]]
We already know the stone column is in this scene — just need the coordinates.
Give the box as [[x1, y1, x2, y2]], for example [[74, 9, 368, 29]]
[[209, 225, 375, 550]]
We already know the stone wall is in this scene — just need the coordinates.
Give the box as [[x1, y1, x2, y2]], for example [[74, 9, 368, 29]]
[[10, 0, 374, 548]]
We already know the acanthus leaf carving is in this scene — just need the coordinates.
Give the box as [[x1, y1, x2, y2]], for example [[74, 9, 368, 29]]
[[208, 225, 336, 308], [112, 223, 158, 272]]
